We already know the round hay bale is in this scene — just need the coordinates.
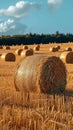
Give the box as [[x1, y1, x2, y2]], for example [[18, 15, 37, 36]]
[[55, 45, 60, 50], [34, 45, 40, 51], [65, 47, 72, 51], [21, 48, 34, 57], [14, 55, 67, 94], [0, 46, 3, 49], [1, 52, 16, 62], [60, 51, 73, 63], [23, 45, 28, 50], [15, 49, 23, 55], [49, 47, 58, 52], [6, 46, 10, 50], [37, 44, 40, 47]]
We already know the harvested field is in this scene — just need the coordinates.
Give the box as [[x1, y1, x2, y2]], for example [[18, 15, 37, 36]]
[[0, 43, 73, 130]]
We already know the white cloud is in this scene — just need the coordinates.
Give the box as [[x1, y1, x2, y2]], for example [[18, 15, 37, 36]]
[[0, 1, 41, 18], [0, 19, 27, 35], [48, 0, 62, 10]]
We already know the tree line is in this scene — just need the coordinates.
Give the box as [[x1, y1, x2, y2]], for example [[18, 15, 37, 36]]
[[0, 32, 73, 46]]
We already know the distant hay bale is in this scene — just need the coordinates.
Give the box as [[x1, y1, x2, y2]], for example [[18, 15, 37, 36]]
[[23, 45, 28, 50], [65, 47, 72, 51], [6, 46, 10, 50], [1, 52, 16, 62], [14, 55, 67, 94], [0, 46, 3, 49], [34, 45, 40, 51], [21, 48, 34, 57], [60, 51, 73, 63], [55, 45, 60, 50], [15, 49, 23, 55], [49, 47, 58, 52], [37, 44, 40, 47]]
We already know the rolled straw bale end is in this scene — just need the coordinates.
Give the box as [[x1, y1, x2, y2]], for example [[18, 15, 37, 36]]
[[60, 51, 73, 63], [23, 45, 28, 50], [49, 47, 58, 52], [55, 45, 60, 50], [34, 46, 40, 51], [6, 46, 10, 50], [36, 56, 67, 94], [1, 52, 16, 62], [15, 49, 23, 55], [21, 48, 34, 58], [14, 55, 67, 94], [65, 47, 72, 51]]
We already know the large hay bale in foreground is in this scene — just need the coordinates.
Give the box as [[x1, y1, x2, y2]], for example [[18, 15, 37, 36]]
[[1, 52, 16, 61], [15, 49, 23, 55], [14, 55, 67, 94], [60, 51, 73, 63], [21, 48, 34, 57]]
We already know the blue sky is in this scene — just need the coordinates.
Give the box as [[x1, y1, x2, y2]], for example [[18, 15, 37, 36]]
[[0, 0, 73, 35]]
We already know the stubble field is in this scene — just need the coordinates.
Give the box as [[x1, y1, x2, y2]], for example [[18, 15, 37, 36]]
[[0, 43, 73, 130]]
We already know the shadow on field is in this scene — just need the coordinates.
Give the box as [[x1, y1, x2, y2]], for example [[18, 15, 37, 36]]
[[64, 90, 73, 97]]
